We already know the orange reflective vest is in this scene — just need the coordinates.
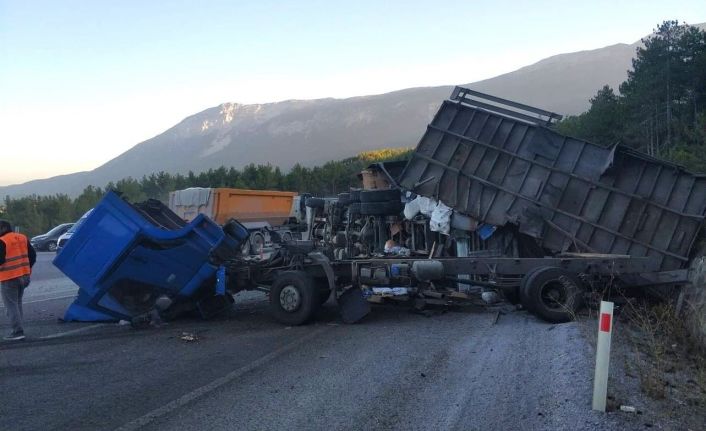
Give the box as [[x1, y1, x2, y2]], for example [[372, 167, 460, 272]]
[[0, 232, 31, 282]]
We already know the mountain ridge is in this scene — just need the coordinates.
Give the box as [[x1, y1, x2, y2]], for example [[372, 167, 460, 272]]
[[5, 25, 703, 199]]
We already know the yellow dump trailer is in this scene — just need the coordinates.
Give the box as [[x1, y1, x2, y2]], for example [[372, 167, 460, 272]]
[[168, 188, 298, 226]]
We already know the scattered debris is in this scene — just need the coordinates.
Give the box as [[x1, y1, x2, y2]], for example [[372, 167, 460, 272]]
[[481, 291, 501, 304], [383, 239, 411, 257], [180, 332, 198, 342], [619, 405, 637, 413], [371, 287, 409, 296]]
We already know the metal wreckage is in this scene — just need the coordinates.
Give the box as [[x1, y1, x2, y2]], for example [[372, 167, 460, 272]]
[[54, 87, 706, 326]]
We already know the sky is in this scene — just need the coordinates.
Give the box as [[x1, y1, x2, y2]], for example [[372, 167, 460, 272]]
[[1, 1, 705, 186]]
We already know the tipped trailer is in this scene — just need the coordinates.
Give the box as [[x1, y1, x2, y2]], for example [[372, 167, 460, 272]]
[[246, 86, 706, 324], [54, 88, 706, 326], [399, 87, 706, 271]]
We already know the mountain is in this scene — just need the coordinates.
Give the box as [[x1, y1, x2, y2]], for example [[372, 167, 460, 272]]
[[6, 26, 701, 199]]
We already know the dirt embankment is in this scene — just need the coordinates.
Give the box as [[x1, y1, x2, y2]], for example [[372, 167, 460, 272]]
[[684, 254, 706, 352], [578, 299, 706, 431]]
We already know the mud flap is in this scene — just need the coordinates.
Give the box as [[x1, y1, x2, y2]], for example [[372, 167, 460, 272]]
[[338, 287, 370, 323]]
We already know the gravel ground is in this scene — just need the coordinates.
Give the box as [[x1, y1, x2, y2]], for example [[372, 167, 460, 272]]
[[136, 307, 628, 431], [3, 301, 635, 431]]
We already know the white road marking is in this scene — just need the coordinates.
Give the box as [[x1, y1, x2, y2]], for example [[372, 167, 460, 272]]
[[115, 326, 330, 431], [25, 293, 76, 304], [0, 293, 76, 308], [40, 323, 107, 339]]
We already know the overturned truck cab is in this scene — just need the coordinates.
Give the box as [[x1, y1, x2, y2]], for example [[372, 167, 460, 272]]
[[53, 191, 341, 325], [54, 192, 249, 322]]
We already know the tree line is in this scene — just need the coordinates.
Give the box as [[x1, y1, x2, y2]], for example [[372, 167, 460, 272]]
[[557, 20, 706, 172], [0, 148, 411, 237]]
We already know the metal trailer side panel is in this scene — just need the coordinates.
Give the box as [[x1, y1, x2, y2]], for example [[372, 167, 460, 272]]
[[168, 188, 216, 222], [169, 188, 299, 226], [210, 188, 298, 225], [399, 87, 706, 271]]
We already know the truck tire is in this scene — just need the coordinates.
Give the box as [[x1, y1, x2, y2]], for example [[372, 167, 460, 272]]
[[249, 232, 265, 254], [359, 189, 400, 203], [337, 193, 351, 206], [522, 267, 584, 323], [360, 200, 404, 216], [316, 278, 332, 305], [305, 197, 325, 208], [519, 266, 545, 312], [269, 271, 318, 325]]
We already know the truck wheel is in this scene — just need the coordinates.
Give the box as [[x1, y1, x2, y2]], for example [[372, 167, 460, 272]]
[[269, 271, 318, 325], [47, 241, 57, 252], [306, 197, 325, 208], [523, 267, 584, 323], [359, 189, 400, 202], [316, 279, 332, 305], [249, 232, 265, 254], [519, 266, 545, 312], [337, 193, 351, 206], [360, 200, 404, 215], [240, 239, 251, 255], [349, 202, 361, 215]]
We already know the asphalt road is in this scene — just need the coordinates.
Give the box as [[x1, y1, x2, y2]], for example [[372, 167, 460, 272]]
[[1, 256, 639, 431]]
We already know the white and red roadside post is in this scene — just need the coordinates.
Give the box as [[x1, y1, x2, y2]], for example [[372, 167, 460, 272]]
[[592, 300, 614, 411]]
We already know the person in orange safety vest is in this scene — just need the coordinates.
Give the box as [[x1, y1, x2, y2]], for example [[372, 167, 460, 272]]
[[0, 220, 36, 341]]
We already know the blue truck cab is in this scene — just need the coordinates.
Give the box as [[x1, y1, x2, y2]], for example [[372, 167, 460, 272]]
[[53, 191, 248, 322]]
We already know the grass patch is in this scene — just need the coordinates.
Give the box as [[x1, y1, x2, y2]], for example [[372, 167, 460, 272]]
[[621, 299, 705, 402]]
